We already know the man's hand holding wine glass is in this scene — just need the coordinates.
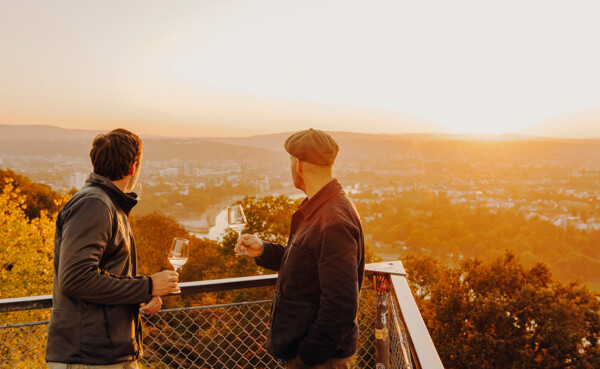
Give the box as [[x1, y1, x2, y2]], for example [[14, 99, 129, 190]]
[[234, 234, 264, 258], [140, 238, 185, 314], [139, 270, 178, 315], [150, 270, 180, 296]]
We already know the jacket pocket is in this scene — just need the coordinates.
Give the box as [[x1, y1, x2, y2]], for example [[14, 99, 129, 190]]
[[269, 297, 319, 359], [106, 304, 139, 360], [47, 310, 81, 362], [80, 310, 113, 358]]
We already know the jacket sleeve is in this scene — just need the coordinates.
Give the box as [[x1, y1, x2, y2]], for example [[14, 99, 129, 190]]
[[297, 221, 360, 366], [57, 197, 153, 306], [254, 241, 286, 271]]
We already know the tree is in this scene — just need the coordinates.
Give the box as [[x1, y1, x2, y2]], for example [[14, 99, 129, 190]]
[[0, 179, 55, 299], [0, 169, 66, 220], [0, 180, 56, 367], [405, 252, 600, 368]]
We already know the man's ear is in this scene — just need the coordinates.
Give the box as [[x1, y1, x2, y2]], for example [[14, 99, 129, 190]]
[[128, 162, 136, 176], [296, 159, 303, 174]]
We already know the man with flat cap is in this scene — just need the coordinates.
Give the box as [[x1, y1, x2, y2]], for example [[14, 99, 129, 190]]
[[236, 129, 365, 369]]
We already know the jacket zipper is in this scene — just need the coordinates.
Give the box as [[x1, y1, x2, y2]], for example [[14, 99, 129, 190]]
[[277, 232, 295, 297], [268, 289, 281, 353]]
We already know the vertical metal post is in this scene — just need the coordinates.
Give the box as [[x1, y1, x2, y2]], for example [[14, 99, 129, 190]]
[[375, 275, 390, 369]]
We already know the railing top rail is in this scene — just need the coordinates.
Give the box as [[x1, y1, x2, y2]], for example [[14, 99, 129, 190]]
[[365, 260, 406, 276], [0, 273, 279, 313], [0, 294, 54, 313], [390, 274, 445, 369], [0, 261, 405, 313]]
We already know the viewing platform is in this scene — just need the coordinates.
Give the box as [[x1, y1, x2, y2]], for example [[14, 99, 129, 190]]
[[1, 261, 444, 369]]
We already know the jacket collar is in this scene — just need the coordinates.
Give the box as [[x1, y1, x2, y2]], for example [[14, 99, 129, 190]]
[[85, 173, 138, 215], [297, 178, 344, 220]]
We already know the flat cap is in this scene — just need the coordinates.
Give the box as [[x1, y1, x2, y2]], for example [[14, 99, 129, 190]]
[[284, 128, 339, 166]]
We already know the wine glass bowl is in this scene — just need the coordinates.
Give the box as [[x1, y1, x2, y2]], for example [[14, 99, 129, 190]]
[[227, 204, 248, 255], [168, 237, 189, 271], [227, 204, 247, 235]]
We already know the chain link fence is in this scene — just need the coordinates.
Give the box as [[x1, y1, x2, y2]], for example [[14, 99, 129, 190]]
[[387, 292, 415, 369], [1, 281, 414, 368]]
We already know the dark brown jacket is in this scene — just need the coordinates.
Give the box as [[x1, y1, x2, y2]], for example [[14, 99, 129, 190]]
[[46, 174, 152, 364], [256, 179, 365, 367]]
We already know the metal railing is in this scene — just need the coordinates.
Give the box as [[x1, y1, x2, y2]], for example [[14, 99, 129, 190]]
[[0, 262, 444, 369]]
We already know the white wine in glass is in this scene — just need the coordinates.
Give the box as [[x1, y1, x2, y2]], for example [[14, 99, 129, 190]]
[[228, 204, 248, 255], [168, 237, 189, 271]]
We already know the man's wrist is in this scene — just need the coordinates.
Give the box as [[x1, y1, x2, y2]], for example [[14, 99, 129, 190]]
[[254, 241, 266, 260], [147, 276, 153, 295]]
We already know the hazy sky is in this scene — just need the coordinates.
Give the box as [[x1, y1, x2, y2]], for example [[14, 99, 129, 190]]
[[1, 1, 599, 137]]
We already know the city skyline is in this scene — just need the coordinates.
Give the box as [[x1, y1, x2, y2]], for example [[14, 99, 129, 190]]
[[1, 1, 600, 138]]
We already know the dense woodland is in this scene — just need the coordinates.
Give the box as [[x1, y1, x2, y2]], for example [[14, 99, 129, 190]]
[[1, 169, 599, 367]]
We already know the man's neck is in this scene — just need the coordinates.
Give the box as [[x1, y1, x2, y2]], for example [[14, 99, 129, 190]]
[[111, 177, 130, 193], [305, 176, 334, 199]]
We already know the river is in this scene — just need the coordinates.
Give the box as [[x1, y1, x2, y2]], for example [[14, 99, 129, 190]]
[[180, 187, 358, 241]]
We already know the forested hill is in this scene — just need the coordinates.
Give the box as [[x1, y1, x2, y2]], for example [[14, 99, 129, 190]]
[[203, 130, 600, 161], [3, 124, 600, 162], [0, 125, 276, 162]]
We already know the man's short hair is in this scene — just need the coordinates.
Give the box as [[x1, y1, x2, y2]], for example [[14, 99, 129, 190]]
[[90, 128, 142, 181]]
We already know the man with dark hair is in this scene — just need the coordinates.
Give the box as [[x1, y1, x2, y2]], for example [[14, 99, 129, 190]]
[[90, 128, 144, 182], [236, 129, 365, 369], [46, 129, 180, 369]]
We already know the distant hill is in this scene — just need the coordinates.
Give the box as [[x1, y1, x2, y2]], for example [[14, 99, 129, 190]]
[[523, 108, 600, 139], [2, 124, 599, 162], [202, 130, 600, 161], [0, 125, 279, 162], [202, 131, 545, 153], [0, 125, 104, 140], [0, 124, 164, 140], [142, 139, 277, 162]]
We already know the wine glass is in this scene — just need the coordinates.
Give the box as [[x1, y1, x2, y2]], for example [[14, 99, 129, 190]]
[[227, 204, 248, 255], [168, 237, 189, 271]]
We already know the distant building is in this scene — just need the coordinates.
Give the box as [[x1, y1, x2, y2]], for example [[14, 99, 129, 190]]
[[159, 168, 179, 177], [178, 161, 196, 177], [68, 172, 88, 189]]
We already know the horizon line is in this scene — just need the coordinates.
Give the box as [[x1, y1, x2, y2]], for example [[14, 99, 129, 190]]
[[1, 123, 600, 141]]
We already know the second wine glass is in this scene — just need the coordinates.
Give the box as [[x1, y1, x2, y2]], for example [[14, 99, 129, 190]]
[[168, 237, 189, 271], [227, 204, 248, 255], [227, 204, 247, 235]]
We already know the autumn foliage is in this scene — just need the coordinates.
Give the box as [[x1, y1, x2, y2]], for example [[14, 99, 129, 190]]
[[1, 171, 600, 368], [0, 179, 59, 299], [405, 253, 600, 368]]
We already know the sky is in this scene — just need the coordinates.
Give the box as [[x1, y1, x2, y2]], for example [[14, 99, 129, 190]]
[[1, 0, 599, 138]]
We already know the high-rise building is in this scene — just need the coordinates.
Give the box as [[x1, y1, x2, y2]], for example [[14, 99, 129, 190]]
[[68, 172, 88, 189]]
